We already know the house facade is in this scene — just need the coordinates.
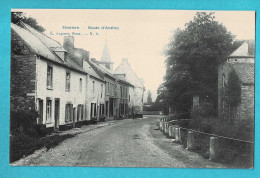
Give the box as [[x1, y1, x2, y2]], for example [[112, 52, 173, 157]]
[[11, 22, 146, 133], [115, 58, 145, 113], [88, 59, 118, 120], [83, 60, 106, 122], [218, 40, 255, 122], [62, 36, 107, 122], [115, 76, 135, 118], [11, 23, 88, 131]]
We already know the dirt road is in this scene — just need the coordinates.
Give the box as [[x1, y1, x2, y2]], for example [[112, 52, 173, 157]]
[[12, 116, 226, 168]]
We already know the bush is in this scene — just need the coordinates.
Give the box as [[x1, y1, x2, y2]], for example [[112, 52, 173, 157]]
[[10, 132, 75, 163], [188, 103, 254, 168], [10, 110, 39, 137]]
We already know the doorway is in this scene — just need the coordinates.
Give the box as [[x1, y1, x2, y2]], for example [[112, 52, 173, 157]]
[[54, 99, 60, 130]]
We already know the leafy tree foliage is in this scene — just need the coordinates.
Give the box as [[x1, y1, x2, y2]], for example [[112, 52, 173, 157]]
[[161, 12, 240, 114], [11, 12, 45, 32]]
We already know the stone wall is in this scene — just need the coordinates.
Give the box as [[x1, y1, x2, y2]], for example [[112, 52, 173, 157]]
[[240, 85, 254, 120], [11, 30, 37, 111], [218, 60, 254, 122]]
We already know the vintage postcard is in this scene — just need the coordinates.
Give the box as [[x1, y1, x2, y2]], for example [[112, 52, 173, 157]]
[[10, 9, 255, 168]]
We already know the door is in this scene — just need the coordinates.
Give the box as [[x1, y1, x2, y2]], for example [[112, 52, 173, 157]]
[[38, 99, 43, 124], [54, 99, 60, 130], [73, 107, 76, 128], [106, 101, 109, 116]]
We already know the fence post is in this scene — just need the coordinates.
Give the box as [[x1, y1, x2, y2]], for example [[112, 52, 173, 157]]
[[159, 119, 162, 131], [187, 131, 195, 150], [171, 125, 176, 139], [164, 123, 169, 135], [175, 128, 181, 142], [162, 119, 165, 133], [168, 125, 172, 138], [209, 137, 219, 160]]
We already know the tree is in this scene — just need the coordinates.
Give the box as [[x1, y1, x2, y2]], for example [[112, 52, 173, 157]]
[[11, 12, 45, 32], [164, 12, 238, 114]]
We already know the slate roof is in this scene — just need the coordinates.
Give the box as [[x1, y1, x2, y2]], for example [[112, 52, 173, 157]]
[[83, 60, 104, 81], [11, 23, 61, 63], [229, 40, 255, 57], [231, 63, 254, 84], [11, 23, 85, 73], [23, 23, 62, 48], [247, 40, 255, 56], [89, 60, 115, 79], [113, 74, 135, 87], [115, 60, 144, 88]]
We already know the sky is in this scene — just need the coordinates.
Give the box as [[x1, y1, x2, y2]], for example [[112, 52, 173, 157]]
[[12, 9, 255, 102]]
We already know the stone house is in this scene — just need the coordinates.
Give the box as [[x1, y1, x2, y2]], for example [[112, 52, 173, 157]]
[[115, 58, 145, 113], [218, 40, 255, 122], [62, 36, 107, 122], [88, 44, 139, 119], [114, 74, 135, 118], [11, 22, 145, 133], [83, 60, 106, 122], [88, 59, 118, 120], [11, 23, 87, 131]]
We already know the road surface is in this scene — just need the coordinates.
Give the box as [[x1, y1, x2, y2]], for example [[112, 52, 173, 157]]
[[12, 116, 226, 168]]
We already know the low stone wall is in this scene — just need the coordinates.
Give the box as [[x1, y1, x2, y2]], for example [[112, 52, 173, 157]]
[[141, 111, 162, 115]]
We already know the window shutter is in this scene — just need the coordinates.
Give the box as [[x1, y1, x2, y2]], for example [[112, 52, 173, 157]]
[[70, 104, 73, 121], [77, 105, 80, 121], [65, 104, 68, 122], [81, 105, 84, 120], [94, 103, 97, 116]]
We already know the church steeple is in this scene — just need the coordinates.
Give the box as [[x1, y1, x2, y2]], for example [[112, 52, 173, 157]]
[[100, 41, 114, 70]]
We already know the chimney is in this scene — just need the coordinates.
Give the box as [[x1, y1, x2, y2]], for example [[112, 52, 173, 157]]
[[91, 58, 97, 63], [122, 58, 128, 63], [63, 36, 74, 52]]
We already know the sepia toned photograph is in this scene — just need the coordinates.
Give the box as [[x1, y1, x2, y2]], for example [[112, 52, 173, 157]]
[[10, 9, 255, 168]]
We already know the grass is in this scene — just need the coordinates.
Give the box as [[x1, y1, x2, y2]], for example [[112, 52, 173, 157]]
[[10, 131, 75, 163], [172, 117, 254, 168]]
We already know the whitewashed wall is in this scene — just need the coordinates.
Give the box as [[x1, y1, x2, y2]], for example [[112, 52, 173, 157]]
[[36, 57, 86, 127]]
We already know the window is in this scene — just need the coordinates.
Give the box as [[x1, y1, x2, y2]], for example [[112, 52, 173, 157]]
[[46, 99, 52, 122], [65, 103, 73, 122], [110, 83, 113, 95], [222, 74, 225, 87], [47, 66, 53, 89], [108, 82, 110, 94], [100, 104, 105, 116], [77, 104, 84, 121], [38, 99, 43, 124], [90, 103, 97, 117], [79, 78, 82, 93], [66, 72, 70, 91], [101, 84, 103, 98], [93, 81, 95, 93]]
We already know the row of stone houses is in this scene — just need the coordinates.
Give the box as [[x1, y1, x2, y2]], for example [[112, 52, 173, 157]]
[[11, 22, 145, 132]]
